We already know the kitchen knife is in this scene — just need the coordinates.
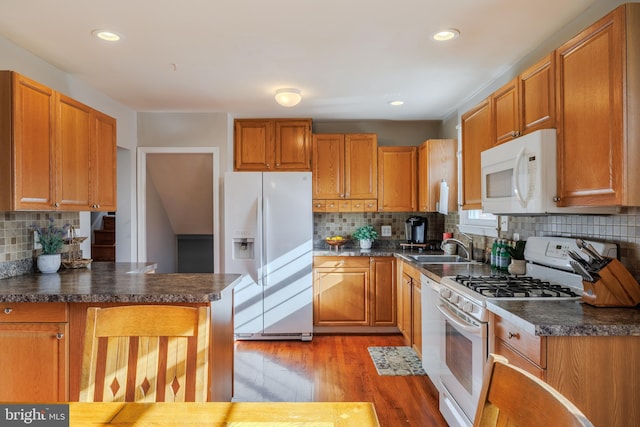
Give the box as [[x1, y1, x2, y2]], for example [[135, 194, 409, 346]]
[[576, 239, 605, 262], [570, 260, 597, 282], [568, 250, 590, 267]]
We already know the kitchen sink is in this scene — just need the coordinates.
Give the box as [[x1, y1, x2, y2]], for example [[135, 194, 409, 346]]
[[405, 254, 476, 264]]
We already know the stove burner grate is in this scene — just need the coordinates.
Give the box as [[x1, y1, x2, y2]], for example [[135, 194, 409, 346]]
[[453, 274, 579, 298]]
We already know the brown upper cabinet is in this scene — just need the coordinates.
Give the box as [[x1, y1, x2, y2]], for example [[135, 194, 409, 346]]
[[418, 139, 457, 212], [91, 111, 118, 211], [555, 3, 640, 207], [377, 146, 417, 212], [461, 99, 492, 210], [234, 118, 312, 171], [492, 54, 556, 146], [312, 133, 377, 212], [0, 71, 117, 212]]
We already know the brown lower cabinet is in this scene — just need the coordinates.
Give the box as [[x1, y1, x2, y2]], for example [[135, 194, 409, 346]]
[[490, 312, 640, 427], [313, 256, 395, 327], [0, 303, 68, 402], [397, 260, 422, 357], [0, 299, 233, 403]]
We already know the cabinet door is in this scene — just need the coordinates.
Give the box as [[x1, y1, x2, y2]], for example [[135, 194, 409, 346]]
[[398, 272, 412, 342], [274, 119, 311, 170], [461, 99, 492, 209], [344, 134, 377, 199], [418, 139, 457, 212], [56, 94, 92, 210], [312, 134, 345, 198], [370, 257, 395, 326], [377, 146, 417, 212], [9, 73, 56, 210], [520, 53, 556, 135], [314, 267, 369, 326], [412, 280, 422, 357], [234, 119, 273, 171], [91, 110, 117, 211], [492, 78, 520, 145], [0, 322, 68, 402], [555, 7, 624, 206]]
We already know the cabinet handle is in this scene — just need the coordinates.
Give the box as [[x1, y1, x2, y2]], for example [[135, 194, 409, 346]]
[[56, 333, 64, 340], [266, 164, 270, 168], [53, 202, 60, 208], [276, 163, 280, 167], [3, 308, 12, 314], [507, 331, 519, 339]]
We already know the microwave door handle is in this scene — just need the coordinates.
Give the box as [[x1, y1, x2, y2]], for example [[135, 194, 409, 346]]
[[512, 146, 527, 208]]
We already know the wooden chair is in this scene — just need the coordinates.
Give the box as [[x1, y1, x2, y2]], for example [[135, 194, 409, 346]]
[[474, 354, 594, 427], [80, 305, 210, 402]]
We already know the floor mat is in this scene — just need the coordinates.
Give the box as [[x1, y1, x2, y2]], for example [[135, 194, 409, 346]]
[[367, 346, 427, 376]]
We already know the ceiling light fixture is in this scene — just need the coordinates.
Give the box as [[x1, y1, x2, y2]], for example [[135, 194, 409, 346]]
[[433, 28, 460, 41], [91, 29, 122, 42], [275, 88, 302, 107], [388, 100, 404, 106]]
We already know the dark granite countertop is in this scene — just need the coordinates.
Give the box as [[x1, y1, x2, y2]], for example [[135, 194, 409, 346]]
[[487, 299, 640, 337], [0, 262, 242, 303]]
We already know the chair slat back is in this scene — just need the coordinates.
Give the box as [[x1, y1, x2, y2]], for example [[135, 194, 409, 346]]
[[80, 305, 210, 402], [474, 354, 594, 427]]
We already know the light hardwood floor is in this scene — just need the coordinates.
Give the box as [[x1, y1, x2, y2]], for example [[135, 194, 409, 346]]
[[233, 334, 448, 427]]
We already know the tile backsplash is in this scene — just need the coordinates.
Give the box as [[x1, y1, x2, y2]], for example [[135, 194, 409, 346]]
[[0, 211, 80, 278], [312, 208, 640, 279], [313, 212, 447, 249]]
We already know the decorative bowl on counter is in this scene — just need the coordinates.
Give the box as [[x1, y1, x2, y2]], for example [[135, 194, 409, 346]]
[[325, 236, 348, 250]]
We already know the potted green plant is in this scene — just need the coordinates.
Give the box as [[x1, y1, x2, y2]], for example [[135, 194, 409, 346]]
[[32, 219, 69, 273], [352, 225, 379, 250]]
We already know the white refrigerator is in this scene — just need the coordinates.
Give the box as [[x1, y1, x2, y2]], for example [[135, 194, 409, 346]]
[[224, 172, 313, 341]]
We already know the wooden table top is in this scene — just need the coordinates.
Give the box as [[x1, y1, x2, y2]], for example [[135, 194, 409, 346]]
[[68, 402, 380, 426]]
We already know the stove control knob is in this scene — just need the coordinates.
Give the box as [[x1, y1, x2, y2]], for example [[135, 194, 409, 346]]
[[441, 289, 452, 299], [462, 302, 474, 313], [450, 295, 460, 304]]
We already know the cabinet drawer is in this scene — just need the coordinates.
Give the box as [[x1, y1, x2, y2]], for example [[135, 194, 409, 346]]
[[313, 200, 326, 212], [314, 256, 370, 268], [0, 303, 68, 323], [494, 338, 546, 380], [364, 199, 378, 212], [493, 314, 546, 367]]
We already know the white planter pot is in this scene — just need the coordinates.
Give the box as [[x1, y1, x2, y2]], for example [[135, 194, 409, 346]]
[[359, 239, 372, 249], [37, 254, 61, 274]]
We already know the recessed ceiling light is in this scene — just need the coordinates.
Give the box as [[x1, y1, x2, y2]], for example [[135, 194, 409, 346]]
[[388, 100, 404, 106], [433, 29, 460, 41], [91, 29, 122, 42]]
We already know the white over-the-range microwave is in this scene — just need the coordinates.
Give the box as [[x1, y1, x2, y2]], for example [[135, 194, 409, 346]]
[[480, 129, 618, 215]]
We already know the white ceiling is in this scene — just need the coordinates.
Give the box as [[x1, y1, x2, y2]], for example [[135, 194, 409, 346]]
[[0, 0, 600, 120]]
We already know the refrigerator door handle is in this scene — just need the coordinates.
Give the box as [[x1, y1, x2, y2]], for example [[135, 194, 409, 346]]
[[262, 195, 269, 287], [256, 195, 264, 287]]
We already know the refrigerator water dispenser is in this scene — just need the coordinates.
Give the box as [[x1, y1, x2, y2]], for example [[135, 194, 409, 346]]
[[232, 238, 254, 260]]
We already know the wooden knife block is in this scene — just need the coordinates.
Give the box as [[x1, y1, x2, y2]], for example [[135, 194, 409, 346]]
[[582, 258, 640, 307]]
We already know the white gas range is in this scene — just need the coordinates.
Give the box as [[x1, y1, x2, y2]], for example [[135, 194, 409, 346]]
[[436, 236, 617, 427]]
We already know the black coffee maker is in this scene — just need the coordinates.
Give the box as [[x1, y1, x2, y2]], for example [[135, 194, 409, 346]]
[[405, 216, 427, 244]]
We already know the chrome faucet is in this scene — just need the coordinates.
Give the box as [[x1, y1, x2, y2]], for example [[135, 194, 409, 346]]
[[441, 232, 474, 260]]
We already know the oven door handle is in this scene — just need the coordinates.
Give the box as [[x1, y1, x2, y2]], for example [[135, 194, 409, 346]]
[[437, 303, 482, 335]]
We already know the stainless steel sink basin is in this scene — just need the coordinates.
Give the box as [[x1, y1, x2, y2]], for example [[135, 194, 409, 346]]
[[406, 254, 475, 264]]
